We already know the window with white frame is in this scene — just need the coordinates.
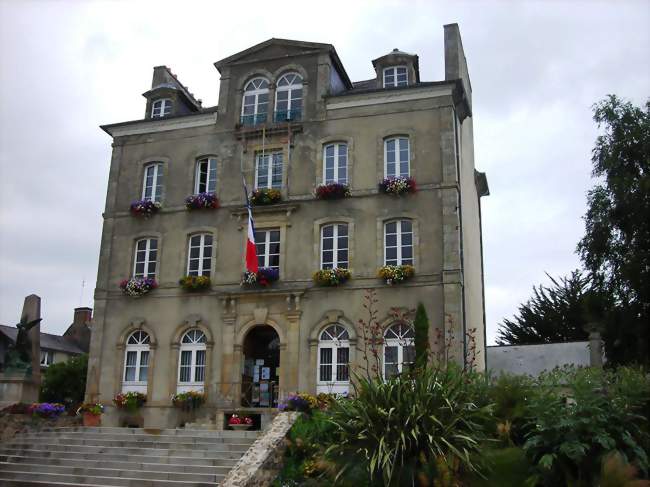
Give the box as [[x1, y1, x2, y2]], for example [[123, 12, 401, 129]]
[[123, 330, 150, 392], [255, 151, 283, 189], [384, 137, 410, 178], [177, 329, 207, 392], [317, 324, 350, 394], [383, 66, 408, 88], [142, 163, 164, 202], [255, 228, 280, 269], [151, 98, 173, 118], [187, 234, 213, 277], [241, 78, 269, 125], [384, 220, 413, 266], [321, 224, 348, 269], [40, 350, 54, 367], [383, 323, 415, 379], [133, 238, 158, 278], [323, 143, 348, 185], [275, 73, 303, 121], [195, 158, 217, 194]]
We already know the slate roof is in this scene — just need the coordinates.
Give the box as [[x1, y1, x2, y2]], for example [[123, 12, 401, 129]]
[[0, 324, 85, 355]]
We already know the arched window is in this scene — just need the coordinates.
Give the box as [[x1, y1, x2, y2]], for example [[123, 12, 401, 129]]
[[317, 324, 350, 394], [142, 162, 164, 202], [241, 78, 269, 126], [275, 73, 303, 122], [177, 329, 207, 392], [383, 323, 415, 379], [123, 330, 150, 393], [323, 143, 348, 185], [187, 234, 213, 277], [384, 219, 413, 266], [195, 157, 217, 194], [321, 224, 348, 269], [151, 98, 173, 118], [384, 137, 410, 178]]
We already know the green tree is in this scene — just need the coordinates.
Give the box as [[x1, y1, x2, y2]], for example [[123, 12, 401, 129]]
[[40, 353, 88, 405], [413, 303, 429, 369], [577, 95, 649, 365], [496, 271, 591, 345]]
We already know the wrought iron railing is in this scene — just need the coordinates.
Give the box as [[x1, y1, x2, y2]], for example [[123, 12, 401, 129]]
[[240, 113, 268, 126]]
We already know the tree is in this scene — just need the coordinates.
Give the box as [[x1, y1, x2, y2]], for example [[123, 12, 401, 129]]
[[40, 353, 88, 406], [413, 303, 429, 369], [577, 95, 649, 365], [496, 271, 591, 345]]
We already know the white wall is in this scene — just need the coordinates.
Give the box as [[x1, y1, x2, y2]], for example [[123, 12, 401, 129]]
[[486, 341, 591, 377]]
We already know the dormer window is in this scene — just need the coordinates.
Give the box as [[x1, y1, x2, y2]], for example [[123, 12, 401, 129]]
[[151, 98, 173, 118], [241, 78, 269, 126], [383, 66, 408, 88], [274, 73, 303, 122]]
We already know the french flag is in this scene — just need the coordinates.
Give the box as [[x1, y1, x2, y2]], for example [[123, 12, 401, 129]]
[[245, 205, 259, 274]]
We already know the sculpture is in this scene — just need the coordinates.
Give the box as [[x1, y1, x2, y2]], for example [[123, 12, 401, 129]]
[[4, 316, 42, 374]]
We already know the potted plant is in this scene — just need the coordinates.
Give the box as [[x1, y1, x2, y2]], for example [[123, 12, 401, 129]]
[[227, 413, 253, 430], [378, 176, 417, 196], [185, 192, 219, 210], [241, 267, 279, 288], [171, 391, 206, 411], [250, 188, 282, 206], [179, 275, 211, 292], [312, 268, 351, 286], [315, 182, 351, 200], [77, 402, 104, 427], [113, 392, 146, 413], [120, 277, 158, 297], [130, 199, 162, 217], [378, 264, 415, 284]]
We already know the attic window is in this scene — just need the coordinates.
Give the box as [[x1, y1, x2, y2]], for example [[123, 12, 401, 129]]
[[383, 66, 408, 88], [152, 98, 173, 118]]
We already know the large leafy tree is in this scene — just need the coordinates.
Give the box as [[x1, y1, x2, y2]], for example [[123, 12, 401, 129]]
[[40, 353, 88, 405], [577, 95, 649, 365], [496, 270, 591, 345]]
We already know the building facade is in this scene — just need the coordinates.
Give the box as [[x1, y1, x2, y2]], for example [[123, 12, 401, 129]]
[[88, 24, 489, 428]]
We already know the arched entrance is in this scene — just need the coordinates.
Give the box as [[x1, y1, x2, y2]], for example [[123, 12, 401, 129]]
[[242, 325, 280, 407]]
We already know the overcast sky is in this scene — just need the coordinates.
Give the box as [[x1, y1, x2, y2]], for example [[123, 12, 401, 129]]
[[0, 0, 648, 343]]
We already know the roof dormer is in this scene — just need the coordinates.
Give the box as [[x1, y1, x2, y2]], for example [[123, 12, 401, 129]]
[[372, 48, 420, 89], [142, 66, 202, 120]]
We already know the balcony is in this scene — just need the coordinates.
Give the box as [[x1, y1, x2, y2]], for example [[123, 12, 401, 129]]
[[240, 113, 268, 127], [273, 109, 302, 123]]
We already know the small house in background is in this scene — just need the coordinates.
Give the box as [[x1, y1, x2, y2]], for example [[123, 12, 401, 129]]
[[0, 307, 91, 370]]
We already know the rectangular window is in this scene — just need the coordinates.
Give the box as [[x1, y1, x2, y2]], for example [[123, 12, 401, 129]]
[[255, 228, 280, 269], [321, 224, 348, 269], [142, 163, 164, 202], [384, 137, 410, 178], [151, 99, 172, 118], [40, 350, 54, 367], [179, 350, 192, 383], [255, 152, 283, 189], [383, 66, 408, 88], [139, 351, 149, 381], [384, 220, 413, 266], [384, 346, 399, 379], [323, 143, 348, 184], [336, 347, 350, 382], [319, 347, 333, 382], [187, 234, 213, 277], [124, 351, 137, 381], [195, 158, 217, 194], [133, 238, 158, 278], [195, 350, 206, 382]]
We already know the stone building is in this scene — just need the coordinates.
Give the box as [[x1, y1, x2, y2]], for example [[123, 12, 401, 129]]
[[89, 24, 489, 428]]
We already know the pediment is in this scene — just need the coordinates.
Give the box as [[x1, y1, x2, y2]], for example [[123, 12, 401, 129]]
[[215, 38, 331, 70]]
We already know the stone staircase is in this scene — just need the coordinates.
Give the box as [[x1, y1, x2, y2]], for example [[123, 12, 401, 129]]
[[0, 426, 259, 486]]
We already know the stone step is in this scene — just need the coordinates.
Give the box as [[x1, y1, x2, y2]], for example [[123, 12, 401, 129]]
[[4, 441, 250, 456], [7, 436, 253, 450], [0, 461, 223, 483], [0, 447, 241, 466], [0, 454, 235, 475], [0, 468, 216, 487], [19, 431, 256, 445], [49, 426, 259, 438]]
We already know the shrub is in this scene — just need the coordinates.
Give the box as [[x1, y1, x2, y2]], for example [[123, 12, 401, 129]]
[[130, 199, 161, 217], [28, 403, 66, 418], [378, 176, 417, 196], [377, 264, 414, 284], [250, 188, 282, 206], [120, 277, 157, 297], [179, 275, 211, 291], [413, 303, 429, 370], [113, 392, 147, 412], [40, 353, 87, 406], [488, 373, 534, 446], [315, 183, 351, 200], [326, 366, 491, 486], [279, 393, 318, 414], [312, 268, 351, 286], [523, 366, 650, 486], [185, 192, 219, 210], [171, 391, 205, 411]]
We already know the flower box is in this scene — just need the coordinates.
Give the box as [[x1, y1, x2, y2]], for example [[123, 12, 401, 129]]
[[378, 265, 415, 284], [185, 192, 219, 210], [120, 277, 157, 297], [113, 392, 146, 412], [312, 268, 351, 286], [378, 176, 417, 196], [179, 275, 211, 292], [250, 188, 282, 206], [130, 199, 161, 217], [241, 268, 279, 287], [227, 414, 253, 430], [171, 391, 206, 411], [315, 183, 351, 200]]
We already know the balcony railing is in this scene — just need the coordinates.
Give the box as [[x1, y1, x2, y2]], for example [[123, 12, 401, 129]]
[[240, 113, 268, 127], [273, 109, 302, 123]]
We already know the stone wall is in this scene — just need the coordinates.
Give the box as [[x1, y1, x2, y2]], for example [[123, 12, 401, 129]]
[[486, 341, 594, 377], [0, 410, 81, 444]]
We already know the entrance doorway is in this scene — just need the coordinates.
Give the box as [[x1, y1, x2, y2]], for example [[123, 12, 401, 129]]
[[242, 325, 280, 407]]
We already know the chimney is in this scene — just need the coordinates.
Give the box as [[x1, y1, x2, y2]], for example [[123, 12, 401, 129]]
[[444, 23, 472, 117], [74, 307, 92, 326], [63, 307, 93, 353]]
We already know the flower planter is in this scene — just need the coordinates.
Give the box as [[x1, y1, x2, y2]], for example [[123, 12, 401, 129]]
[[250, 188, 282, 206], [378, 176, 417, 196], [228, 424, 252, 431], [185, 192, 219, 210], [82, 412, 101, 427], [120, 277, 158, 297], [179, 275, 211, 292], [130, 199, 161, 217], [316, 183, 351, 200], [241, 268, 279, 288], [312, 268, 351, 286]]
